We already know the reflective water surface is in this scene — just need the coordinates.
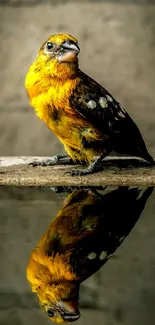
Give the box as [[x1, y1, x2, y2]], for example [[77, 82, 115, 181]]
[[1, 186, 155, 325]]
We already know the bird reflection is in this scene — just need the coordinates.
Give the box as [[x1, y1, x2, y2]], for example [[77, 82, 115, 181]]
[[26, 186, 153, 323]]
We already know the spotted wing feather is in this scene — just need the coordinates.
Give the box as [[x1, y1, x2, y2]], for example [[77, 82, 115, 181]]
[[70, 71, 154, 162], [69, 187, 153, 281]]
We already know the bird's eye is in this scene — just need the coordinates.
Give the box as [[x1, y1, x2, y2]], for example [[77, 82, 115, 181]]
[[47, 309, 54, 318], [46, 42, 54, 51]]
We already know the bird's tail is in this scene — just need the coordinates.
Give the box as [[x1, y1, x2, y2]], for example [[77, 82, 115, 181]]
[[139, 149, 155, 165]]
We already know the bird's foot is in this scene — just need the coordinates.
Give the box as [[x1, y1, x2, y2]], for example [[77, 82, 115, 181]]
[[50, 185, 106, 193], [69, 168, 93, 176], [66, 161, 104, 176], [29, 154, 74, 167], [29, 158, 58, 167]]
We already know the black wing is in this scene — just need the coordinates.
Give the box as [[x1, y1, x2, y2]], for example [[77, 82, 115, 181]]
[[70, 71, 154, 163], [69, 187, 154, 282]]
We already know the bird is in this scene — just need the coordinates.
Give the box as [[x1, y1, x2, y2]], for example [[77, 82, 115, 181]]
[[26, 186, 153, 323], [25, 33, 154, 176]]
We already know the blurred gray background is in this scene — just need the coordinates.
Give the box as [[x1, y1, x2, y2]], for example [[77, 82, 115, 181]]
[[0, 0, 155, 158], [0, 1, 155, 325]]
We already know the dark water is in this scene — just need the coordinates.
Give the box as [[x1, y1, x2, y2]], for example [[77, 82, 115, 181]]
[[1, 186, 155, 325]]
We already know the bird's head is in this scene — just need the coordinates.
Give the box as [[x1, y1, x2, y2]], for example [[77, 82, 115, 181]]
[[26, 255, 80, 323], [40, 34, 80, 63], [35, 33, 80, 80], [33, 281, 80, 323]]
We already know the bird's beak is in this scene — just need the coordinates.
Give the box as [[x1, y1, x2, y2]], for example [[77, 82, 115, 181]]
[[58, 42, 80, 63], [61, 42, 80, 53], [58, 300, 81, 322]]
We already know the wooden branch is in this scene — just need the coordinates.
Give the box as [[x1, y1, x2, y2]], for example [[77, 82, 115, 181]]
[[0, 156, 155, 186]]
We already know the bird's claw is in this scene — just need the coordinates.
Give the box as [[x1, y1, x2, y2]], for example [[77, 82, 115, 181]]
[[71, 169, 84, 176], [29, 157, 59, 167], [64, 168, 91, 176], [29, 161, 41, 167]]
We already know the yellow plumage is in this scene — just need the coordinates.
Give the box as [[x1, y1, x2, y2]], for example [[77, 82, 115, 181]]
[[25, 33, 154, 174]]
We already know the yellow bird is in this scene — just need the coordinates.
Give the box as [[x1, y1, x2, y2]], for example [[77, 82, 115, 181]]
[[26, 186, 153, 323], [25, 33, 154, 175]]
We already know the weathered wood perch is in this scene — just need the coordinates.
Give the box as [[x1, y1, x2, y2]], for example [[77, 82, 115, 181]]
[[0, 156, 155, 186]]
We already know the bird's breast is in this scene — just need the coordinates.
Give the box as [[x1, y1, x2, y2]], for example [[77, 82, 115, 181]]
[[30, 85, 104, 162], [32, 94, 83, 146]]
